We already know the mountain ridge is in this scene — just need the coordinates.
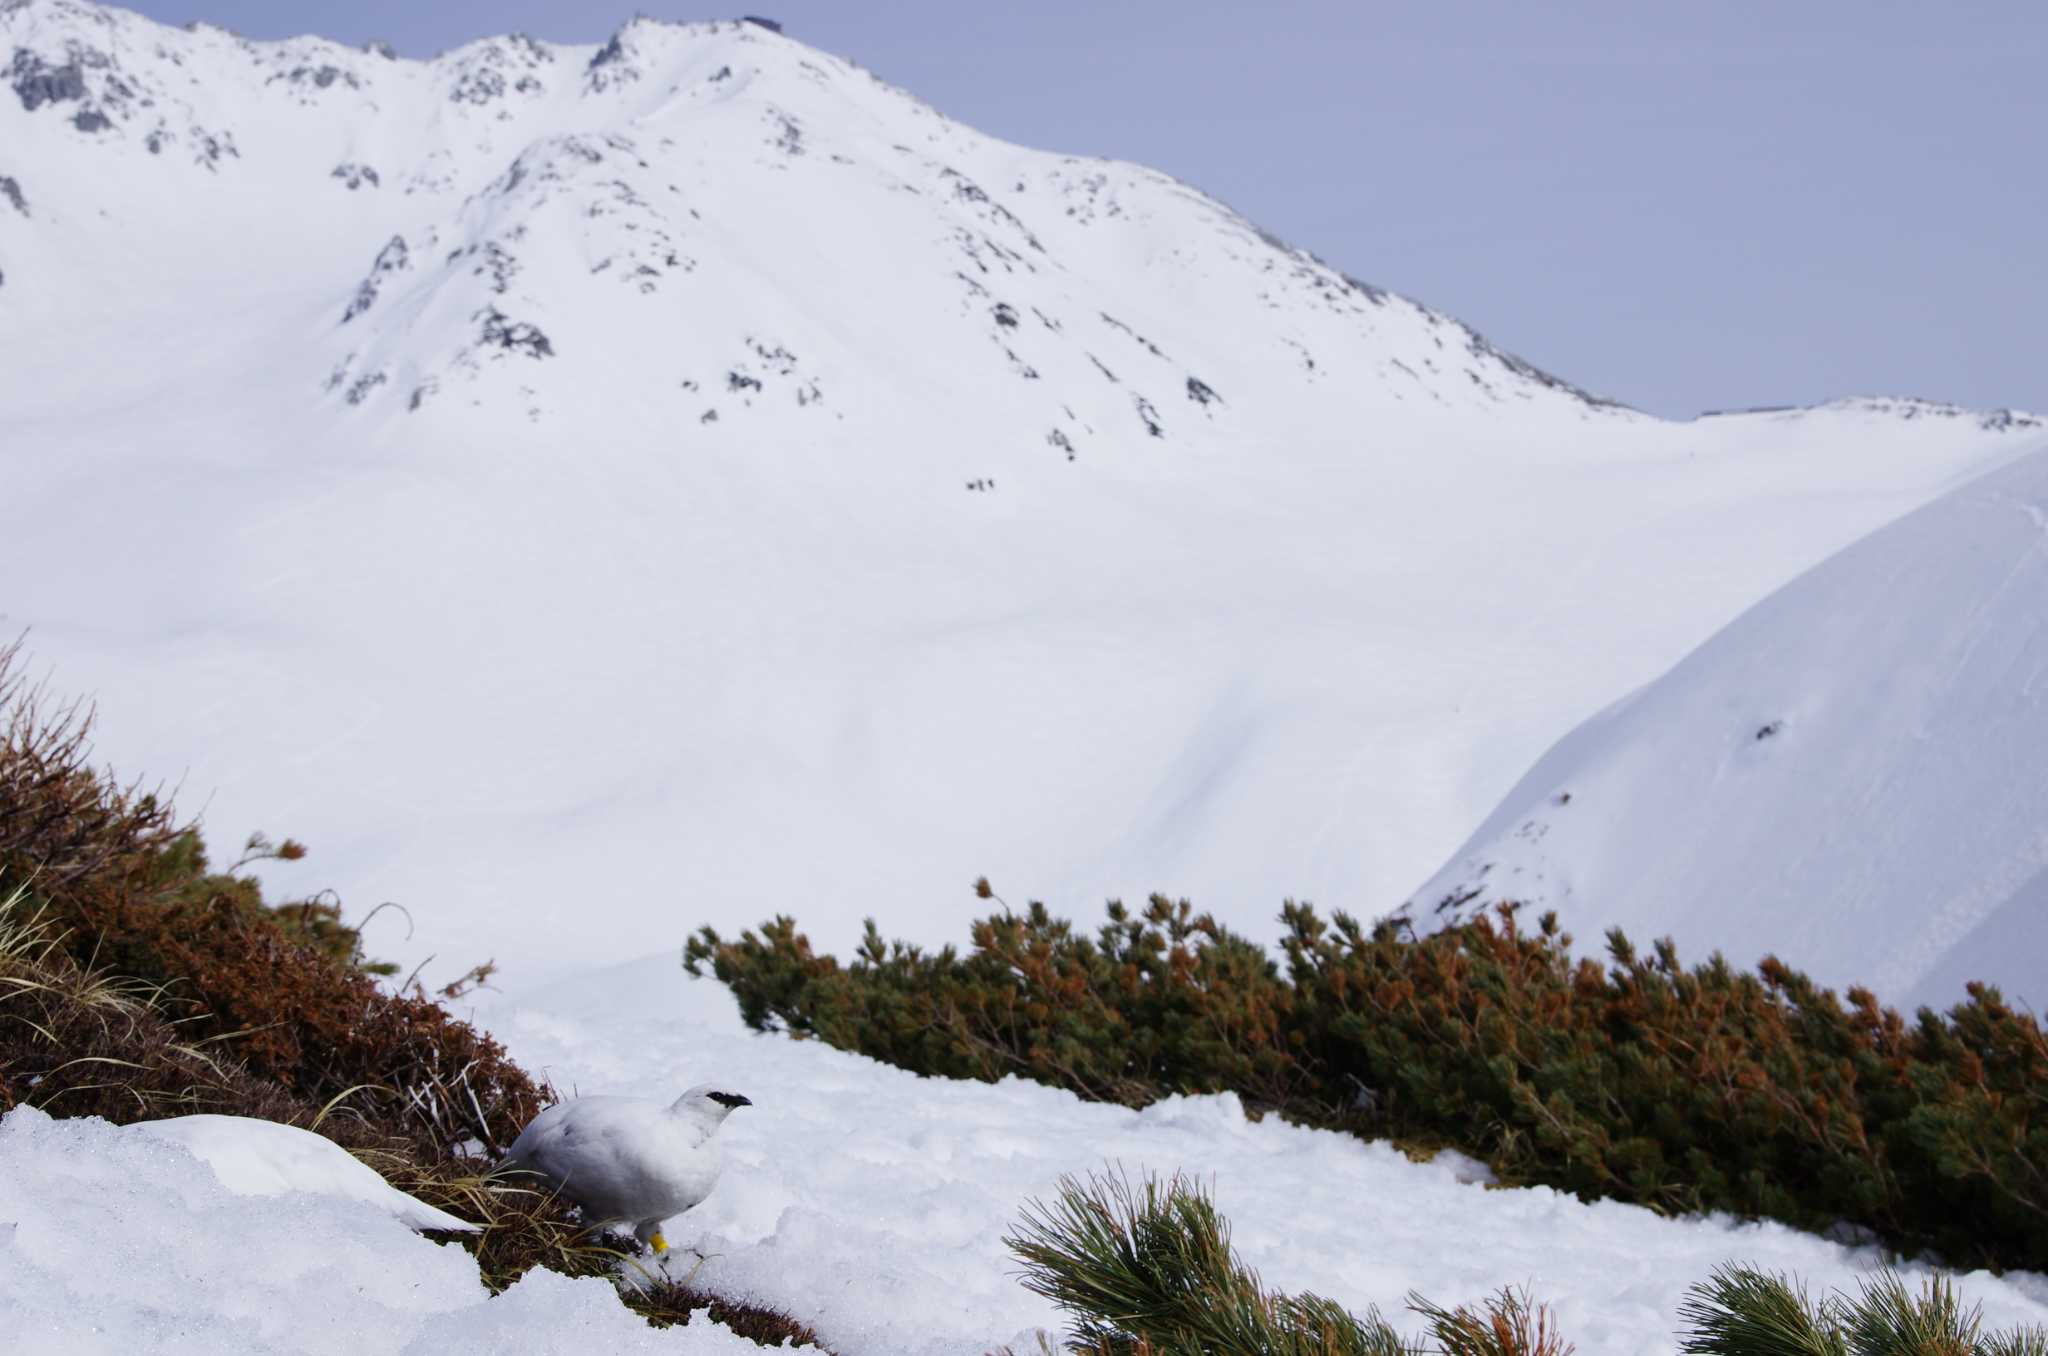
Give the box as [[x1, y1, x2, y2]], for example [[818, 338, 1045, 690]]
[[2, 0, 2040, 1002]]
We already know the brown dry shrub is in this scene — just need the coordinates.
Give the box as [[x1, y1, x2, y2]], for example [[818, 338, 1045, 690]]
[[0, 884, 309, 1127], [690, 888, 2048, 1273], [0, 640, 544, 1156]]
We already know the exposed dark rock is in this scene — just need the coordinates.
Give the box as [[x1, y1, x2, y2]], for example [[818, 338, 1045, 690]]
[[366, 40, 398, 60], [741, 16, 784, 33], [1133, 395, 1164, 438], [285, 64, 357, 91], [1462, 327, 1624, 410], [343, 235, 409, 323], [0, 175, 26, 217], [1100, 312, 1165, 358], [472, 242, 518, 294], [71, 107, 109, 132], [192, 130, 239, 170], [1339, 272, 1390, 306], [10, 51, 87, 111], [1185, 376, 1221, 406], [451, 67, 504, 103], [991, 302, 1018, 329], [589, 34, 626, 69], [727, 371, 762, 393], [1047, 428, 1075, 461], [478, 307, 553, 358], [345, 371, 387, 404], [747, 339, 797, 374], [330, 162, 380, 190]]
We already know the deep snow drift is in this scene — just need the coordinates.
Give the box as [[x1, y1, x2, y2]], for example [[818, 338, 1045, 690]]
[[8, 964, 2047, 1354], [2, 0, 2042, 1005], [1412, 443, 2048, 1011]]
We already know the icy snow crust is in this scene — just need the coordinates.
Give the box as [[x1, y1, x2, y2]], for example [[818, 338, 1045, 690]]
[[1413, 444, 2048, 1011], [1, 0, 2043, 1004], [15, 965, 2046, 1354], [0, 1105, 767, 1354]]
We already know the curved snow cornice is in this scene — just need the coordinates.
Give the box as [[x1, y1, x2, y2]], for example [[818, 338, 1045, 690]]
[[1408, 436, 2048, 1012]]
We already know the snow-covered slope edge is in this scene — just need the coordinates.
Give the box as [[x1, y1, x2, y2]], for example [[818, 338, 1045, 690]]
[[1409, 439, 2048, 1011]]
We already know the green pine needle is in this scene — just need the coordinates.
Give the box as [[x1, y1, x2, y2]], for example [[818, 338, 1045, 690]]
[[1980, 1328, 2048, 1356], [1676, 1264, 1848, 1356], [1840, 1272, 1979, 1356], [1409, 1285, 1575, 1356], [1005, 1168, 1414, 1355]]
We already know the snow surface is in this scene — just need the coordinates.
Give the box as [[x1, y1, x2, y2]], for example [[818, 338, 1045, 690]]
[[0, 1105, 773, 1354], [1, 1, 2042, 1005], [7, 967, 2047, 1354], [483, 965, 2048, 1353], [1411, 444, 2048, 1010], [126, 1112, 480, 1232]]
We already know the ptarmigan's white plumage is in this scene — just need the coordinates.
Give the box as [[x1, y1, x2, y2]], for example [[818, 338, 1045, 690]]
[[503, 1083, 750, 1253], [126, 1114, 479, 1233]]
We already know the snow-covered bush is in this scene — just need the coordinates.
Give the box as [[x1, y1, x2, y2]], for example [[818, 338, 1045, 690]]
[[688, 888, 2048, 1272]]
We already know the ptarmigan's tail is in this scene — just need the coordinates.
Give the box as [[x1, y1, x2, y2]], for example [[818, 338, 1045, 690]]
[[386, 1190, 481, 1233]]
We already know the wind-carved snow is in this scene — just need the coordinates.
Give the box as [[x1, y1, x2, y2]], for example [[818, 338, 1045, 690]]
[[0, 0, 2043, 1010], [1409, 445, 2048, 1010]]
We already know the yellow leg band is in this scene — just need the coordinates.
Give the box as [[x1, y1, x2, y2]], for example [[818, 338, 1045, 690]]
[[650, 1232, 668, 1254]]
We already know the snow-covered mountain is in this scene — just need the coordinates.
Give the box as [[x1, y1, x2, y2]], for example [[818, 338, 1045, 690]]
[[1410, 443, 2048, 1011], [2, 0, 2042, 1000]]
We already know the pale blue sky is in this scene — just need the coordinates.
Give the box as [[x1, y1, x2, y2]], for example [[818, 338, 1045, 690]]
[[122, 1, 2047, 417]]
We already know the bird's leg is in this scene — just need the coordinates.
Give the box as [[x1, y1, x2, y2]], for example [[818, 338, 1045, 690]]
[[647, 1230, 669, 1256]]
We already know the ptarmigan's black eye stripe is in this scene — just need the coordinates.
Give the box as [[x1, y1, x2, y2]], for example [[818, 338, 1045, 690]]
[[708, 1091, 752, 1108]]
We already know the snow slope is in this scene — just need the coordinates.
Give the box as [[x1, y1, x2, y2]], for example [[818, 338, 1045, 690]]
[[0, 1106, 768, 1355], [1, 0, 2041, 999], [8, 965, 2048, 1355], [1411, 444, 2048, 1011]]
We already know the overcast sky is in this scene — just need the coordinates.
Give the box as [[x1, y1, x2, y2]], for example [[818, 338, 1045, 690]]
[[120, 0, 2047, 418]]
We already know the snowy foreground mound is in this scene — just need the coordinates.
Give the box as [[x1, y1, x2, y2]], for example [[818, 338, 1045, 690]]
[[0, 1107, 763, 1356], [1, 1, 2042, 1003], [1413, 443, 2048, 1011], [7, 962, 2047, 1354]]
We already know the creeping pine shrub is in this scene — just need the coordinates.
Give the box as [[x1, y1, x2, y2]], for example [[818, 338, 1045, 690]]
[[1005, 1172, 2046, 1356], [0, 881, 315, 1126], [0, 646, 824, 1349], [0, 885, 824, 1350], [0, 641, 542, 1156], [1677, 1262, 2048, 1356], [1005, 1169, 1419, 1356], [687, 888, 2048, 1272]]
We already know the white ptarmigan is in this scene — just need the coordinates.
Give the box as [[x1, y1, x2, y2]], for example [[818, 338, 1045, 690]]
[[125, 1114, 480, 1233], [503, 1084, 751, 1254]]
